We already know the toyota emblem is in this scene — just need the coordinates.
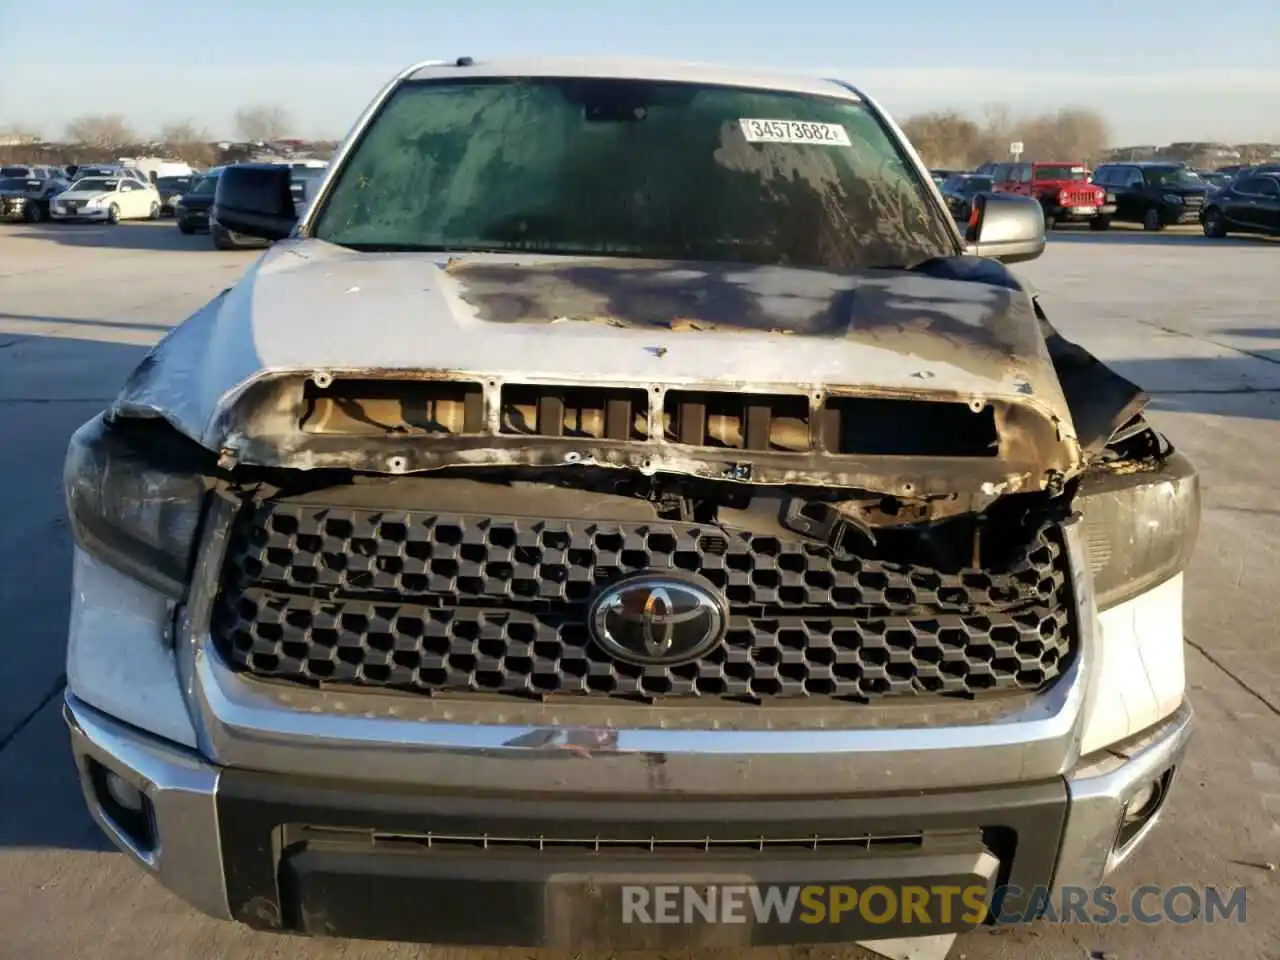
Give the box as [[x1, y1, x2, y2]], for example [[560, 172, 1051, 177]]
[[588, 574, 727, 666]]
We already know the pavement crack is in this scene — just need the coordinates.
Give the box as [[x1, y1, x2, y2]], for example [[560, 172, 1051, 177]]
[[1136, 318, 1280, 369], [1186, 636, 1280, 718], [0, 674, 66, 755]]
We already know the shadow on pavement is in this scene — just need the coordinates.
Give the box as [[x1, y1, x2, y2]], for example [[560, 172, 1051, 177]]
[[0, 699, 112, 852], [1048, 228, 1275, 248], [0, 312, 174, 333], [4, 221, 225, 253], [0, 332, 150, 852], [1042, 352, 1280, 420], [1219, 327, 1280, 340]]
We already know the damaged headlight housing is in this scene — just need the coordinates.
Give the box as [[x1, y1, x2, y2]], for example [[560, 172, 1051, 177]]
[[1077, 447, 1200, 611], [64, 414, 212, 599]]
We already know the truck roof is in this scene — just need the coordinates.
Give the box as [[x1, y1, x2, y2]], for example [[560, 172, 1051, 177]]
[[403, 56, 864, 101]]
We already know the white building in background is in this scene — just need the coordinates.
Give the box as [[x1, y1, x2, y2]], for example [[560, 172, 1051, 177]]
[[116, 156, 198, 181]]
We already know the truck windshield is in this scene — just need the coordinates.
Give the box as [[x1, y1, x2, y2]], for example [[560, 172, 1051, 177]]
[[1033, 165, 1087, 181], [312, 77, 954, 270]]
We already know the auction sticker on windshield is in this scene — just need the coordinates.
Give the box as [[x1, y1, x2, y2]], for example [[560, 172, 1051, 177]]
[[739, 119, 852, 146]]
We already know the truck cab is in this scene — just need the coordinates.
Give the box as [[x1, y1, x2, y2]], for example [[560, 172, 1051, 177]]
[[995, 161, 1115, 229]]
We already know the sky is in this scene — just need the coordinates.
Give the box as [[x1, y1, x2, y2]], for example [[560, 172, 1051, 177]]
[[2, 0, 1278, 145]]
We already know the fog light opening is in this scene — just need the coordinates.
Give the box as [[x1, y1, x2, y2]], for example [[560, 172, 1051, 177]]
[[1123, 783, 1158, 823], [87, 758, 156, 853], [105, 771, 144, 812], [1116, 768, 1175, 852]]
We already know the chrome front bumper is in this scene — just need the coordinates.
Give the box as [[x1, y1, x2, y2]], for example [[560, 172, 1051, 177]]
[[67, 695, 228, 919], [66, 692, 1193, 935]]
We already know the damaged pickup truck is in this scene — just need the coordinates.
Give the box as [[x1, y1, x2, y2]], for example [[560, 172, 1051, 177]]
[[62, 57, 1199, 950]]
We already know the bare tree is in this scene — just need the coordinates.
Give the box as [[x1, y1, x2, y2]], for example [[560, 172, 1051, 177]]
[[159, 119, 209, 146], [901, 104, 1112, 168], [234, 104, 293, 143], [900, 110, 982, 169], [975, 103, 1015, 159], [1017, 107, 1111, 166], [159, 119, 216, 166], [65, 114, 136, 151]]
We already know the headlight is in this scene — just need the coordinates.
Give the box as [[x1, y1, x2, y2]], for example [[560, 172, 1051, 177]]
[[64, 414, 212, 598], [1163, 193, 1183, 204], [1077, 447, 1199, 611]]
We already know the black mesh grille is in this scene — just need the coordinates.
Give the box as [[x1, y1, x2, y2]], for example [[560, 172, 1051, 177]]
[[211, 503, 1075, 703]]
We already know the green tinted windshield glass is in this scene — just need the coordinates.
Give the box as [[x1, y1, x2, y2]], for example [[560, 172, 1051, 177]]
[[313, 78, 954, 269]]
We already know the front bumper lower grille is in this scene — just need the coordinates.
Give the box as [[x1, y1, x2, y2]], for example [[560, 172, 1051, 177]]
[[212, 503, 1075, 703], [1059, 188, 1101, 207]]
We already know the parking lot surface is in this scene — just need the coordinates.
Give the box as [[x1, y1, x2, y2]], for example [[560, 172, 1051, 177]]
[[1, 221, 1278, 960]]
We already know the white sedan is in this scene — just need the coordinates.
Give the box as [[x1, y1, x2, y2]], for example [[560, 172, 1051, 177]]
[[49, 176, 163, 224]]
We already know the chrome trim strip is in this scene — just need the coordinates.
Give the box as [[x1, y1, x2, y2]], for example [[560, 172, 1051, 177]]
[[178, 504, 1096, 795], [64, 694, 230, 921]]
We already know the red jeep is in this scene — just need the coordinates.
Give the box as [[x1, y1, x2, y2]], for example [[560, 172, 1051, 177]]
[[995, 162, 1115, 229]]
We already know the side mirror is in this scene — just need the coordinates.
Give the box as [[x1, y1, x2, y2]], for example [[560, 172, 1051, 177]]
[[963, 193, 1046, 264], [211, 163, 297, 242]]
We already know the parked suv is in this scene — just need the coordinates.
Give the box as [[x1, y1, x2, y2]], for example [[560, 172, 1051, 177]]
[[63, 56, 1197, 951], [0, 164, 59, 180], [1200, 172, 1280, 238], [0, 175, 68, 222], [1090, 163, 1209, 230], [174, 170, 221, 233], [155, 175, 196, 216], [939, 172, 995, 221], [995, 161, 1114, 228], [1217, 163, 1280, 180]]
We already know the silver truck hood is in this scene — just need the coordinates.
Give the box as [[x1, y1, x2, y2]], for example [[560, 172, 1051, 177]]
[[113, 238, 1081, 484]]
